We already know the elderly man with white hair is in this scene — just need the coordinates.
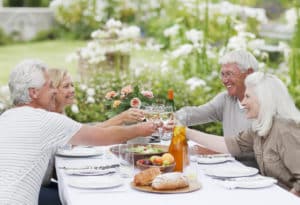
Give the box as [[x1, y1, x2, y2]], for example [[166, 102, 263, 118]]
[[0, 59, 157, 205], [175, 49, 258, 167]]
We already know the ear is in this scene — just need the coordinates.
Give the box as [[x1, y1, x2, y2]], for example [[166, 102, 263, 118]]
[[28, 88, 39, 99], [247, 68, 254, 74]]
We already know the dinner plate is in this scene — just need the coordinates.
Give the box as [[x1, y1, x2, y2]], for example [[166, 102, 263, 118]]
[[65, 168, 116, 176], [56, 147, 103, 157], [216, 176, 277, 189], [68, 176, 123, 189], [196, 155, 235, 164], [130, 180, 201, 194], [204, 166, 259, 178]]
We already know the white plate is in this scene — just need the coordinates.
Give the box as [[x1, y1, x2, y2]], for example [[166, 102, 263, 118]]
[[216, 176, 277, 189], [68, 176, 123, 189], [65, 168, 116, 176], [56, 147, 102, 157], [204, 166, 259, 178], [197, 156, 235, 164]]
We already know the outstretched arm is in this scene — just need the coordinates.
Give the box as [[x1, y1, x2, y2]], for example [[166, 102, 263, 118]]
[[99, 108, 144, 127], [186, 128, 229, 154], [70, 121, 156, 146]]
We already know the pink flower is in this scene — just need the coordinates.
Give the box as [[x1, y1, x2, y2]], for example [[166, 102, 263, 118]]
[[141, 90, 154, 99], [105, 91, 118, 100], [121, 85, 133, 96], [130, 97, 141, 108]]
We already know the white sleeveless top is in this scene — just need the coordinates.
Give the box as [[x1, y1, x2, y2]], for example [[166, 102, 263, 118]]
[[0, 106, 81, 205]]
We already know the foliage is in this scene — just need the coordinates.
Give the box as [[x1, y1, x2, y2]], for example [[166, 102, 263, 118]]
[[4, 0, 50, 7]]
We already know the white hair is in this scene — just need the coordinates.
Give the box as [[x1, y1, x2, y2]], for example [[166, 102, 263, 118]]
[[219, 50, 259, 72], [8, 59, 48, 105], [245, 72, 300, 136]]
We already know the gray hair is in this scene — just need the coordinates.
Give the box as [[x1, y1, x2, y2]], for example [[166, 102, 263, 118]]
[[245, 72, 300, 136], [8, 59, 48, 105], [219, 50, 259, 72]]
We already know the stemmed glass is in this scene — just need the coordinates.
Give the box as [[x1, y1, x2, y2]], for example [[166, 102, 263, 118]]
[[142, 105, 164, 141], [159, 105, 174, 141]]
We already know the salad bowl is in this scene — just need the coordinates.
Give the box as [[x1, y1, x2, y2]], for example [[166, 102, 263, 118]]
[[110, 144, 168, 164]]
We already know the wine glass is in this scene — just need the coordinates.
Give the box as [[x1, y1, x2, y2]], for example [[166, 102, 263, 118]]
[[160, 105, 174, 141]]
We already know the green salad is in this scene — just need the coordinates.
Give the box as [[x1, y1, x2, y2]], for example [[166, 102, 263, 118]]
[[127, 145, 164, 154]]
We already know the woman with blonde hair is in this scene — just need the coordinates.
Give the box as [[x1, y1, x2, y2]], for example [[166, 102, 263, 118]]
[[187, 72, 300, 196], [48, 68, 144, 125]]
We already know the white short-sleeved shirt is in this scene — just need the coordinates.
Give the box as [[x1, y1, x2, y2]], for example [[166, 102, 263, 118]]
[[0, 106, 81, 205]]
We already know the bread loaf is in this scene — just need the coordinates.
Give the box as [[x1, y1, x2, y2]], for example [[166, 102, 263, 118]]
[[134, 167, 161, 186], [152, 172, 189, 190]]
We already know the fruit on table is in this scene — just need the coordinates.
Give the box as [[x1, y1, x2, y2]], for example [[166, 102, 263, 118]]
[[162, 153, 175, 165]]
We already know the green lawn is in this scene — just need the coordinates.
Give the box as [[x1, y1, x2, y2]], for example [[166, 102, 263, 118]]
[[0, 40, 163, 85], [0, 40, 86, 85]]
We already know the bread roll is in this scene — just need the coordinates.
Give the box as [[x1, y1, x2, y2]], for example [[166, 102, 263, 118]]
[[152, 172, 189, 190], [134, 167, 161, 186]]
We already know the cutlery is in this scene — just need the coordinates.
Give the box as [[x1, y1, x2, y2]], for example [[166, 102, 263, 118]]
[[198, 154, 232, 158], [58, 164, 119, 170]]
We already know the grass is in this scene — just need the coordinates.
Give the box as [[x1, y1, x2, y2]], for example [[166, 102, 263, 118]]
[[0, 40, 86, 85], [0, 40, 164, 85]]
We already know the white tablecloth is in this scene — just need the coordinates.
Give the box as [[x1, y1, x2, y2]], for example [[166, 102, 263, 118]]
[[56, 143, 300, 205]]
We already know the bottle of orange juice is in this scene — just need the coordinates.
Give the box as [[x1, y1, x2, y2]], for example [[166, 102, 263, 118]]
[[168, 124, 189, 172]]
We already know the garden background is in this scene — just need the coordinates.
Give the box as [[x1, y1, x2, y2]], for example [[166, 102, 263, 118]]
[[0, 0, 299, 135]]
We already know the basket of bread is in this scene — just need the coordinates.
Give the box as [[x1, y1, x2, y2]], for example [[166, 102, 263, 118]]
[[132, 167, 201, 193]]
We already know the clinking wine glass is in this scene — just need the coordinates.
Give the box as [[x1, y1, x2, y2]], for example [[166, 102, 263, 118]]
[[160, 105, 174, 141]]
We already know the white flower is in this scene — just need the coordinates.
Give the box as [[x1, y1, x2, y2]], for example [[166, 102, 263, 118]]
[[86, 96, 95, 104], [79, 84, 87, 91], [186, 77, 206, 90], [86, 88, 95, 96], [171, 44, 193, 58], [91, 30, 108, 39], [71, 104, 79, 113], [164, 24, 180, 37], [119, 26, 141, 39], [185, 29, 203, 44], [106, 18, 122, 29]]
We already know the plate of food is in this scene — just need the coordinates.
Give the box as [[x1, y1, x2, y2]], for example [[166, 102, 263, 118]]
[[68, 176, 123, 189], [132, 169, 201, 194], [110, 144, 168, 163]]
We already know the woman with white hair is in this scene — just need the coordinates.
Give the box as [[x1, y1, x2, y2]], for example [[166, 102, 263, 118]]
[[187, 72, 300, 196], [175, 49, 259, 167]]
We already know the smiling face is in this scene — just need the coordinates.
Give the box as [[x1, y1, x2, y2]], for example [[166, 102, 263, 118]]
[[241, 87, 260, 119], [220, 63, 249, 101], [55, 74, 75, 112], [29, 71, 57, 111]]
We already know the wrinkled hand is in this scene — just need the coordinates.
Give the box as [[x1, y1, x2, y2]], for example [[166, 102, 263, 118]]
[[121, 108, 144, 123], [291, 188, 300, 197], [136, 121, 158, 136], [163, 119, 175, 133]]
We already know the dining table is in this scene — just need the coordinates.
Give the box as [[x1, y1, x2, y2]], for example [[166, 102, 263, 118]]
[[55, 141, 300, 205]]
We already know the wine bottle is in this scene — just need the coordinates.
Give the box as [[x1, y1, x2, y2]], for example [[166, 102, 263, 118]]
[[166, 89, 175, 111]]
